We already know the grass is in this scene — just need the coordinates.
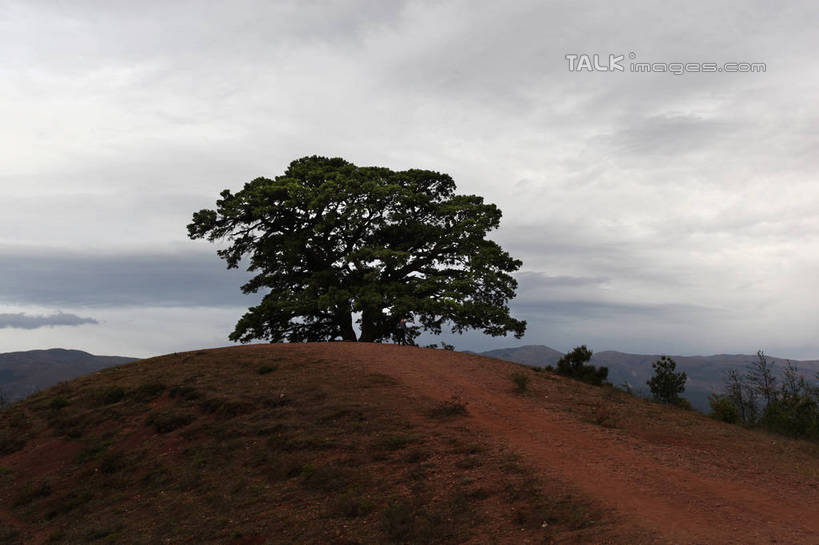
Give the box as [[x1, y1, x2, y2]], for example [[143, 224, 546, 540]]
[[0, 344, 616, 545]]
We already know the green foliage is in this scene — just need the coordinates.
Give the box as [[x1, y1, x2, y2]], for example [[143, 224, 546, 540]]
[[708, 393, 739, 424], [256, 365, 276, 375], [169, 385, 200, 401], [100, 386, 125, 405], [746, 350, 777, 406], [555, 345, 609, 386], [722, 368, 759, 424], [130, 383, 166, 402], [427, 397, 469, 419], [12, 481, 52, 507], [713, 355, 819, 441], [760, 396, 818, 439], [49, 397, 69, 410], [145, 410, 195, 433], [187, 155, 526, 343], [647, 356, 687, 405], [510, 372, 529, 394]]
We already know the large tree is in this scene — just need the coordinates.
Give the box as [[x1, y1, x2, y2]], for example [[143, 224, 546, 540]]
[[187, 156, 526, 343]]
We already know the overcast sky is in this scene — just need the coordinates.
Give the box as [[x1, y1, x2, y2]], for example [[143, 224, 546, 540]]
[[2, 1, 818, 359]]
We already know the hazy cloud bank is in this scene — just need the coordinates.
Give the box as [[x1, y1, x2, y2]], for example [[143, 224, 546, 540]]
[[0, 311, 98, 329]]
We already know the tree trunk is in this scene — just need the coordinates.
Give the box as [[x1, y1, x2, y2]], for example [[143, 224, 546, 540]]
[[338, 310, 357, 342], [358, 306, 382, 342]]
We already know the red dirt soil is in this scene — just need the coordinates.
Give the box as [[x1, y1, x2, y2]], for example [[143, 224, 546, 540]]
[[289, 342, 819, 545]]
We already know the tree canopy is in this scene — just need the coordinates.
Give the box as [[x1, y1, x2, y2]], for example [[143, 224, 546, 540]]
[[647, 355, 687, 405], [187, 156, 527, 344], [554, 345, 608, 386]]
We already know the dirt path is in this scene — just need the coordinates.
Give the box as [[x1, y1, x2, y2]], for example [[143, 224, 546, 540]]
[[304, 343, 819, 545]]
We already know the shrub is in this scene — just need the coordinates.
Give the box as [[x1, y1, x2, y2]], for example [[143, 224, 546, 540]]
[[49, 397, 69, 410], [130, 383, 166, 402], [511, 372, 529, 394], [555, 345, 609, 386], [256, 365, 277, 375], [761, 396, 819, 439], [427, 397, 469, 419], [101, 386, 125, 405], [145, 410, 194, 433], [12, 481, 52, 507], [0, 432, 26, 456], [376, 434, 416, 451], [709, 393, 739, 424], [333, 491, 375, 518], [169, 385, 200, 401]]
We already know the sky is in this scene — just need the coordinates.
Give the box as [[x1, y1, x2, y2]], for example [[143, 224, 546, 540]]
[[1, 1, 818, 359]]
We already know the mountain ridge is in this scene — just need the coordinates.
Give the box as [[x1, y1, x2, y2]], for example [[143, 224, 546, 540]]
[[0, 348, 137, 403], [475, 345, 819, 412]]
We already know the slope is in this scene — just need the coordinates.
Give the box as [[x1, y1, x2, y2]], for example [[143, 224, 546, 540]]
[[1, 343, 818, 545]]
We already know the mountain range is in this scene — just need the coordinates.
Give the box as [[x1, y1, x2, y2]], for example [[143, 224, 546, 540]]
[[0, 349, 136, 403], [474, 345, 819, 412], [3, 345, 819, 413]]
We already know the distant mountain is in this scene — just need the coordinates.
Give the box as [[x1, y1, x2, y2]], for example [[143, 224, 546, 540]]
[[0, 349, 137, 402], [475, 346, 819, 413], [479, 345, 564, 367]]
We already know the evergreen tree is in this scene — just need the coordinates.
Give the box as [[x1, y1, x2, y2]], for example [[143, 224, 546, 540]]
[[647, 355, 687, 405]]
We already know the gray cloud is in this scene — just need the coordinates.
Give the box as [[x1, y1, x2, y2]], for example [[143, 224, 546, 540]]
[[0, 247, 254, 308], [0, 311, 98, 329], [2, 1, 819, 358]]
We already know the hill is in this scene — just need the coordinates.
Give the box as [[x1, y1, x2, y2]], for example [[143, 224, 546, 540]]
[[1, 343, 818, 544], [476, 346, 819, 412], [479, 345, 564, 367], [0, 349, 137, 403]]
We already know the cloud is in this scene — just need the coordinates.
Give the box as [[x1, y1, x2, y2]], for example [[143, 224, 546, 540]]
[[0, 311, 98, 329], [0, 247, 254, 308]]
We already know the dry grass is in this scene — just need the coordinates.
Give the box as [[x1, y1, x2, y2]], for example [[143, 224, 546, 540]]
[[0, 344, 615, 545]]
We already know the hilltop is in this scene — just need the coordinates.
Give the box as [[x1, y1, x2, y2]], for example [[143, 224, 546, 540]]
[[1, 343, 818, 544]]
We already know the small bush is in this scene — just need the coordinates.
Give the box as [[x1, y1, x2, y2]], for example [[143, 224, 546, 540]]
[[382, 500, 415, 541], [376, 434, 416, 451], [511, 372, 529, 394], [99, 451, 127, 474], [49, 397, 69, 410], [0, 526, 20, 545], [12, 481, 52, 507], [0, 433, 26, 456], [333, 491, 375, 518], [404, 449, 431, 463], [101, 386, 125, 405], [130, 383, 166, 402], [427, 397, 469, 419], [256, 365, 277, 375], [169, 385, 200, 401], [145, 410, 195, 433], [200, 397, 256, 418]]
